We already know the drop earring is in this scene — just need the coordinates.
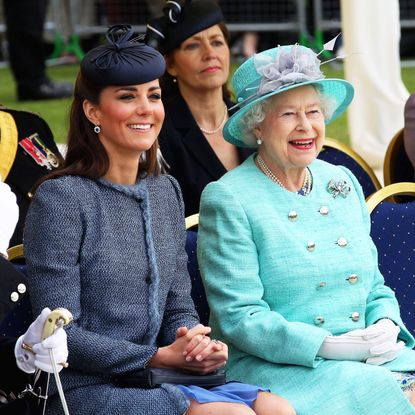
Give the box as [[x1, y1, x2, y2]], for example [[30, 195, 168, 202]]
[[256, 137, 263, 145], [94, 125, 101, 134]]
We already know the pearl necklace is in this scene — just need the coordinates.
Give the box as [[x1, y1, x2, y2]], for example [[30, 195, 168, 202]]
[[198, 104, 228, 135], [256, 154, 312, 196]]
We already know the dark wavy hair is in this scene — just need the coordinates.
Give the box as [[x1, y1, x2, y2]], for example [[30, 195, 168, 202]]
[[39, 72, 160, 185], [160, 22, 232, 100]]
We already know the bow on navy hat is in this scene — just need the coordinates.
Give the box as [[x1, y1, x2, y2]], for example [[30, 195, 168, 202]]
[[81, 25, 166, 86], [146, 0, 223, 54]]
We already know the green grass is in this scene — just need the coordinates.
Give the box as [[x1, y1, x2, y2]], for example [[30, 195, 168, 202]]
[[1, 63, 414, 145], [0, 65, 77, 143]]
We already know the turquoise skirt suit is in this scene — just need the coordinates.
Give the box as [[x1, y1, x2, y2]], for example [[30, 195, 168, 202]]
[[198, 156, 415, 414]]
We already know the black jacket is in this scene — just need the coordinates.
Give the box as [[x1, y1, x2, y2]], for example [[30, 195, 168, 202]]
[[159, 91, 253, 217], [0, 257, 39, 414], [0, 107, 62, 247]]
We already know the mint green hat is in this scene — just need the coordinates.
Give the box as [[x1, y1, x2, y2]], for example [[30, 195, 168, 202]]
[[223, 44, 354, 148]]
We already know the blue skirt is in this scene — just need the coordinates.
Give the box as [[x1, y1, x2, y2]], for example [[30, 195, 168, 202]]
[[393, 372, 415, 391], [177, 382, 268, 407]]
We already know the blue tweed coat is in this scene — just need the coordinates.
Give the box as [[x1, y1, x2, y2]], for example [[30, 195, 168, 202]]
[[198, 156, 415, 414], [24, 174, 199, 415]]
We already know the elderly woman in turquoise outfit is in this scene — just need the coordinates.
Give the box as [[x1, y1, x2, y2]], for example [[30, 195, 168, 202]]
[[197, 43, 415, 414]]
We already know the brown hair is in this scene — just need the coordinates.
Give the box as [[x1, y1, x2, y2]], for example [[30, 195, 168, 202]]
[[40, 72, 160, 185], [160, 22, 232, 99]]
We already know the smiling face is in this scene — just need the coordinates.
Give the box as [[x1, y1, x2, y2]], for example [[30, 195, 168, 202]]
[[83, 80, 164, 162], [255, 85, 325, 174], [166, 24, 230, 94]]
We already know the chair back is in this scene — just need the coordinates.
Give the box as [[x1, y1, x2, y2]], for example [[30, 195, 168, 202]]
[[318, 137, 381, 199], [185, 214, 210, 326], [0, 244, 33, 337], [383, 128, 414, 186], [366, 183, 415, 335]]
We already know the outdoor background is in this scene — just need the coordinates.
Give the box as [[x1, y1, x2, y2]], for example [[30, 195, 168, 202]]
[[0, 0, 415, 145]]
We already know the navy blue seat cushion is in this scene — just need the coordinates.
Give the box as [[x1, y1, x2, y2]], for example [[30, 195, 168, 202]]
[[185, 230, 210, 326], [370, 201, 415, 335], [318, 147, 377, 198], [0, 264, 33, 338]]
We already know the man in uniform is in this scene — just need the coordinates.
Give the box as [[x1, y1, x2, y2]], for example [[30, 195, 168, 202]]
[[0, 182, 68, 414], [0, 107, 62, 247]]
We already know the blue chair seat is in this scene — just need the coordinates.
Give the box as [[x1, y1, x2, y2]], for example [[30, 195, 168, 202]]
[[185, 229, 210, 326], [367, 184, 415, 336], [318, 138, 381, 199]]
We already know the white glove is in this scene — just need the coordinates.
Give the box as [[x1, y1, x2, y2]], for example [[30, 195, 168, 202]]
[[318, 319, 403, 363], [32, 327, 68, 373], [0, 180, 19, 257], [15, 308, 51, 373], [356, 319, 400, 343], [361, 319, 404, 365], [15, 308, 69, 374], [365, 340, 405, 365]]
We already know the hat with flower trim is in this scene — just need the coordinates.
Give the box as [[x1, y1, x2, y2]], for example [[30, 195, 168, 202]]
[[223, 44, 354, 148]]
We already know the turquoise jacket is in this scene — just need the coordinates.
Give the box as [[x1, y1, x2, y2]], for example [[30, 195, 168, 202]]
[[198, 156, 415, 414]]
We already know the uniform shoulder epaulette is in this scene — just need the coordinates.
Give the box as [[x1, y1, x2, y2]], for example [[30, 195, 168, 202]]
[[0, 110, 18, 180]]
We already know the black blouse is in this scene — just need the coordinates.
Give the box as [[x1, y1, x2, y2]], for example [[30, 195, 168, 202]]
[[159, 90, 253, 217]]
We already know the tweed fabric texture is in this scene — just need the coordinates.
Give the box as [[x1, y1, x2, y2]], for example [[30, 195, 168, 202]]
[[24, 174, 199, 415], [198, 156, 415, 414]]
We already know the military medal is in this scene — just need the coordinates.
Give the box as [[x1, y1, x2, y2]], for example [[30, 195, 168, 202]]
[[45, 149, 60, 168], [19, 133, 59, 170]]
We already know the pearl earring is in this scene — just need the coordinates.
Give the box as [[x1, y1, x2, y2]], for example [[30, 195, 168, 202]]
[[94, 125, 101, 134], [172, 78, 177, 83], [256, 137, 263, 145]]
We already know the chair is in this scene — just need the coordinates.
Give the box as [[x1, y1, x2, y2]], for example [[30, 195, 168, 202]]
[[383, 128, 414, 186], [0, 244, 33, 337], [185, 214, 210, 326], [7, 244, 24, 262], [366, 183, 415, 336], [318, 137, 381, 199]]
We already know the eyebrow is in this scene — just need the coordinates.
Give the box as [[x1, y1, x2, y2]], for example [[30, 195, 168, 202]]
[[278, 101, 321, 109], [187, 34, 223, 42], [114, 86, 161, 92]]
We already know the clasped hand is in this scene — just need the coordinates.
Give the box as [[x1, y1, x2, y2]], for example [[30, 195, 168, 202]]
[[15, 308, 69, 374], [318, 319, 404, 365], [151, 324, 227, 374]]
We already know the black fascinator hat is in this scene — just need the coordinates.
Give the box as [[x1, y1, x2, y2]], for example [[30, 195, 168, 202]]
[[146, 0, 223, 54], [81, 25, 166, 85]]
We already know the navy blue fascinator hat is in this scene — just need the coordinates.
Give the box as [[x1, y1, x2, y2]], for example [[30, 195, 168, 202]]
[[81, 25, 166, 85], [146, 0, 223, 54]]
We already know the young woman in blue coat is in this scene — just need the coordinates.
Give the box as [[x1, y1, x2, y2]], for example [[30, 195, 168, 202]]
[[197, 43, 415, 413], [23, 25, 295, 415]]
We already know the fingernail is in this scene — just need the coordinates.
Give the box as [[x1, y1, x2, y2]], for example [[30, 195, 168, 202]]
[[196, 355, 202, 361], [183, 351, 187, 356], [186, 356, 192, 362]]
